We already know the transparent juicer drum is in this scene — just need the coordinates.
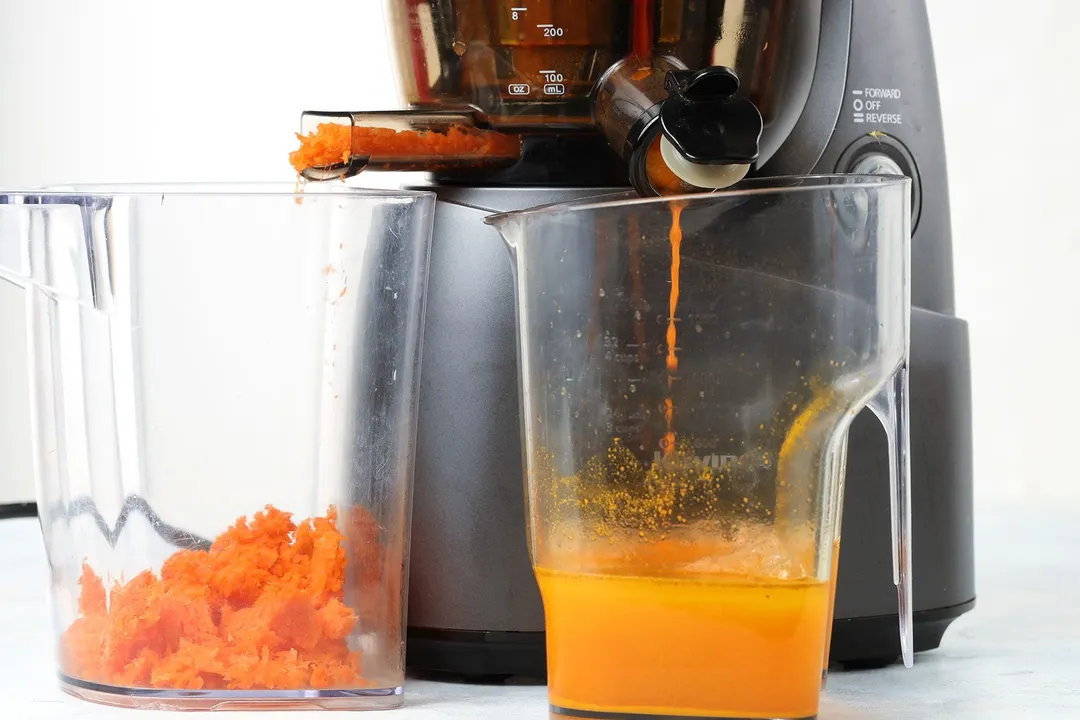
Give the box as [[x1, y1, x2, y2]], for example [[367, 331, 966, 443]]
[[385, 0, 819, 152]]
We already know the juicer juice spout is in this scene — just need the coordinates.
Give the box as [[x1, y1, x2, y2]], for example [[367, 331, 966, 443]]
[[290, 110, 523, 181], [658, 67, 764, 190], [592, 57, 763, 196]]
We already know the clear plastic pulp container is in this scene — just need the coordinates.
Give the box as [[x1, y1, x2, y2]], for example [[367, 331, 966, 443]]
[[0, 185, 436, 710]]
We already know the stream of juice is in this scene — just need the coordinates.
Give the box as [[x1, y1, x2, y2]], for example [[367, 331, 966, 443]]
[[660, 202, 684, 455], [538, 563, 829, 719]]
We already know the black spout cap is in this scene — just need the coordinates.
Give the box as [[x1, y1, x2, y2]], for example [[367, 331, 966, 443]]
[[659, 67, 764, 165]]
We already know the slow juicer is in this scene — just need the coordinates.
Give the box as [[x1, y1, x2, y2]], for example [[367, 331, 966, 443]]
[[299, 0, 974, 676]]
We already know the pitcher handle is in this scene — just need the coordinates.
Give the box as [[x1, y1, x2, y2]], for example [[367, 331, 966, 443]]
[[867, 362, 913, 668]]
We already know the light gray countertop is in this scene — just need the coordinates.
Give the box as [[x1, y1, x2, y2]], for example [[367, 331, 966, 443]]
[[2, 497, 1077, 719]]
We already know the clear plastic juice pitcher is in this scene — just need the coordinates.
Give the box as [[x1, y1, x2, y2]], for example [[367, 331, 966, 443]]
[[0, 185, 435, 710], [487, 175, 912, 720]]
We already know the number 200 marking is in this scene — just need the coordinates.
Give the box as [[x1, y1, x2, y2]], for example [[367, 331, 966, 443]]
[[544, 26, 564, 37]]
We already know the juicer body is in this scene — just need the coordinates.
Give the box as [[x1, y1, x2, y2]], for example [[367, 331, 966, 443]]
[[406, 0, 974, 676]]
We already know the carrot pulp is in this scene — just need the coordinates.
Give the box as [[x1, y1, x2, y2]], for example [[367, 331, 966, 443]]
[[60, 505, 385, 691]]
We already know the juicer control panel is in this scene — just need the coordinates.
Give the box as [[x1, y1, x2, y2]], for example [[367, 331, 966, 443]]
[[848, 86, 904, 127], [801, 0, 954, 315]]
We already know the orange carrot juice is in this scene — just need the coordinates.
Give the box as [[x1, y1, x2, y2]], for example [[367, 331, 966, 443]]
[[536, 563, 829, 719]]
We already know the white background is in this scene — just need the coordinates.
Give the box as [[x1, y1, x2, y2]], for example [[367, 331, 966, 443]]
[[1, 0, 1078, 506]]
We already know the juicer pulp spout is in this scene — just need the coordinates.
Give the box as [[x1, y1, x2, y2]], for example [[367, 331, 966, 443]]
[[289, 110, 523, 181]]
